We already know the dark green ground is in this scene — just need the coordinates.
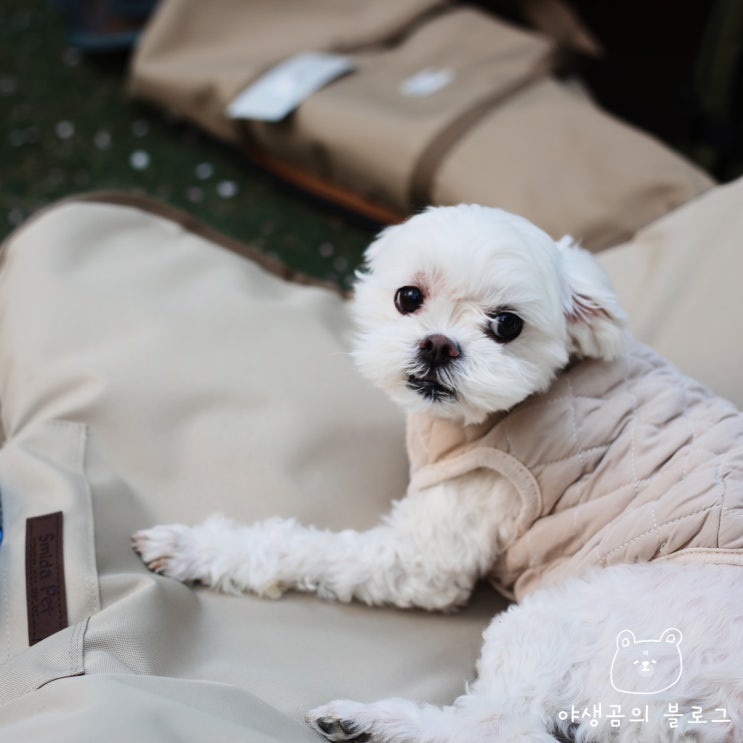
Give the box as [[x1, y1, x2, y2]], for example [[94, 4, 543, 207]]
[[1, 1, 376, 289]]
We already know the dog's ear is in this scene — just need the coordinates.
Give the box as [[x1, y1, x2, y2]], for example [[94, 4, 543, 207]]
[[556, 236, 627, 360]]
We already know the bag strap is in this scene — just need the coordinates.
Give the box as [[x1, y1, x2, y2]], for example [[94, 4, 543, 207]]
[[517, 0, 602, 57], [408, 50, 558, 210]]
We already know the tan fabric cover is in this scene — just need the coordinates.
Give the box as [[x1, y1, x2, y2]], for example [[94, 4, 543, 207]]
[[2, 176, 743, 739], [128, 1, 714, 249], [0, 196, 506, 740], [431, 78, 713, 249], [598, 177, 743, 408], [407, 340, 743, 601]]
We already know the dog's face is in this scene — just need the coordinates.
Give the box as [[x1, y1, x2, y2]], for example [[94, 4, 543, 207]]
[[352, 205, 627, 424]]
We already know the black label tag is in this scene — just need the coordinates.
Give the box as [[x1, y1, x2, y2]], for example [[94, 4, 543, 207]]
[[26, 512, 68, 645]]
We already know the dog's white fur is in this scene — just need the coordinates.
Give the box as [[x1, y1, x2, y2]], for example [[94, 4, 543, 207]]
[[133, 205, 742, 742]]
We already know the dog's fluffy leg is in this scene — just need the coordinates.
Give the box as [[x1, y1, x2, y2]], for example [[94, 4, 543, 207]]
[[306, 698, 460, 742], [132, 471, 508, 610], [305, 696, 558, 743], [306, 564, 743, 743]]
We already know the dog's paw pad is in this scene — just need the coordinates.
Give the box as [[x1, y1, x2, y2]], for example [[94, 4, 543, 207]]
[[306, 703, 368, 741], [131, 524, 196, 580], [318, 718, 364, 740]]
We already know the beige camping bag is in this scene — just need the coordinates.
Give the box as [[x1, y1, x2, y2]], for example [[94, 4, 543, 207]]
[[129, 0, 714, 248]]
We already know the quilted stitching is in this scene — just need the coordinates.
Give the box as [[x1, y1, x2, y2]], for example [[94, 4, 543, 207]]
[[500, 341, 743, 596], [408, 338, 743, 600], [528, 344, 734, 508]]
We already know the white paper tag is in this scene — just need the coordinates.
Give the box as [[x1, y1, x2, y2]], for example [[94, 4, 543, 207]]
[[399, 67, 455, 97], [227, 52, 356, 122]]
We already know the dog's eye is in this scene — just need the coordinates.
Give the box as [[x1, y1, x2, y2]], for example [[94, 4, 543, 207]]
[[394, 286, 424, 314], [488, 312, 523, 343]]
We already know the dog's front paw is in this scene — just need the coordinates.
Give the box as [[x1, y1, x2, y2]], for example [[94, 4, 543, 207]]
[[306, 701, 369, 741], [132, 523, 202, 582]]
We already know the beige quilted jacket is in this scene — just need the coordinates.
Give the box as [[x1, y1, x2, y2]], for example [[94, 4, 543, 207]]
[[407, 339, 743, 601]]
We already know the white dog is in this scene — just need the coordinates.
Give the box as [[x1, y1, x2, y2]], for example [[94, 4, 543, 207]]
[[134, 205, 743, 743]]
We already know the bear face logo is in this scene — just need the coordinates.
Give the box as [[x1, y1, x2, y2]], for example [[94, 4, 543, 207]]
[[610, 628, 683, 695]]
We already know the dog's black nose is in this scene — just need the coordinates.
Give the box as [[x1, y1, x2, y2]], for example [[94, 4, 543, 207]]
[[418, 334, 461, 366]]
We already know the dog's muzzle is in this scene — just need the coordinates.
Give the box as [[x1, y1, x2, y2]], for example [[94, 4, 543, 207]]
[[407, 334, 460, 401]]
